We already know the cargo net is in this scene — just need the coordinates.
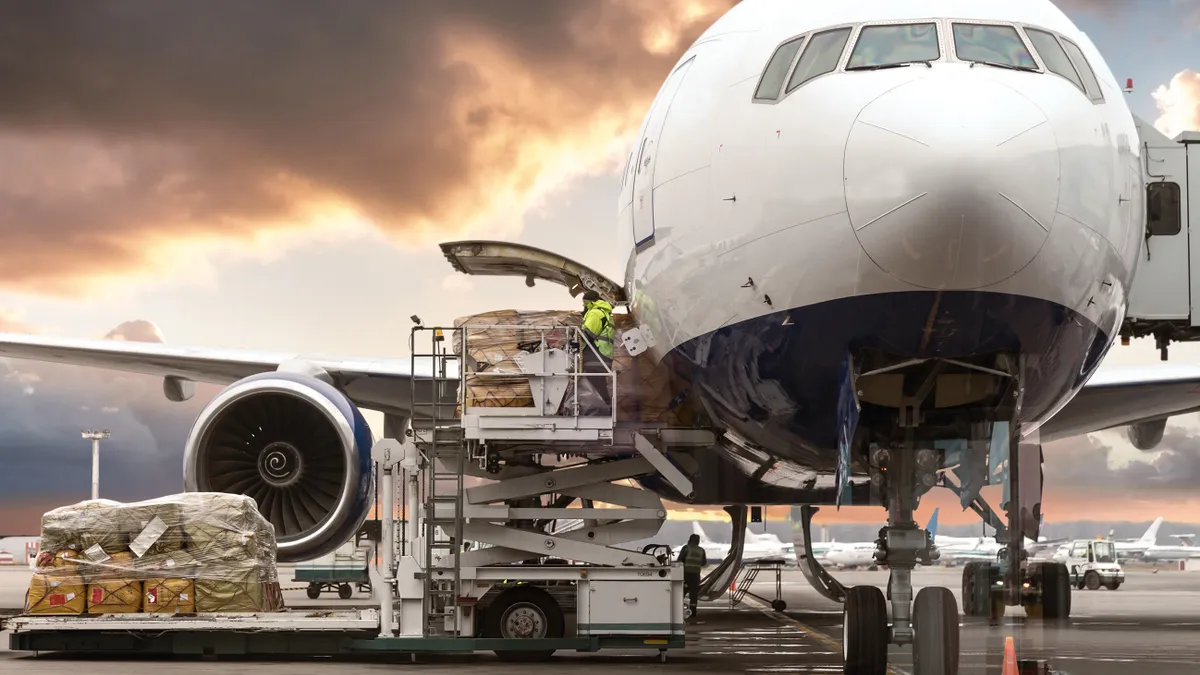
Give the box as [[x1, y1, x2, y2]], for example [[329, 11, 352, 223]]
[[25, 492, 284, 616], [453, 309, 681, 424]]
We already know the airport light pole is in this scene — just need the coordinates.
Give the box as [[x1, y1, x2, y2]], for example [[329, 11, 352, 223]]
[[81, 429, 111, 501]]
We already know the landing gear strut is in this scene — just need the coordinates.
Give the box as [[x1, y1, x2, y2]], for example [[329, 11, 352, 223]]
[[842, 438, 957, 675], [959, 426, 1071, 623]]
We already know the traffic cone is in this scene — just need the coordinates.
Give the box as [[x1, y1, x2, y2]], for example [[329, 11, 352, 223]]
[[1001, 636, 1017, 675]]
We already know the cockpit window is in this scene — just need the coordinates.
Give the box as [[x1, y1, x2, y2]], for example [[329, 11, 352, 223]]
[[755, 37, 805, 100], [787, 27, 852, 92], [952, 23, 1037, 70], [847, 23, 940, 70], [1024, 28, 1086, 94], [1059, 37, 1105, 102]]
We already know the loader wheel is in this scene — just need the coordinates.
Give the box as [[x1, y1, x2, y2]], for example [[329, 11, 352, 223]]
[[485, 586, 565, 662]]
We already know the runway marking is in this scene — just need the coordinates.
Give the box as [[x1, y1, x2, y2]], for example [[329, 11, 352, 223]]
[[741, 596, 912, 675]]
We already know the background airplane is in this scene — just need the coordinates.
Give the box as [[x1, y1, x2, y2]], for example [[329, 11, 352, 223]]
[[1111, 516, 1164, 558], [692, 522, 795, 564], [1143, 534, 1200, 562]]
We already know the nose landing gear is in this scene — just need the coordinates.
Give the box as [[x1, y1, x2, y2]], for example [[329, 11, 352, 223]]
[[847, 441, 959, 675]]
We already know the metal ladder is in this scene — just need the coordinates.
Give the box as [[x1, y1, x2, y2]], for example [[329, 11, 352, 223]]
[[410, 326, 467, 636], [729, 562, 785, 609]]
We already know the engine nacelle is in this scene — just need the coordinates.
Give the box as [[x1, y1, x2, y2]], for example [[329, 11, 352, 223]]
[[183, 372, 374, 562], [1125, 418, 1167, 451]]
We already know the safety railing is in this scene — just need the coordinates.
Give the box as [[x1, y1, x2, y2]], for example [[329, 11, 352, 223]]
[[452, 323, 618, 426]]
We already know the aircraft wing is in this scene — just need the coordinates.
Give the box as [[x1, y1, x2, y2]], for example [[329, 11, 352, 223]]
[[0, 332, 445, 416], [1037, 363, 1200, 443]]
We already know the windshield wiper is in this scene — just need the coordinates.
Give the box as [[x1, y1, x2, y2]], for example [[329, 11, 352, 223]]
[[846, 60, 933, 72], [970, 60, 1039, 73]]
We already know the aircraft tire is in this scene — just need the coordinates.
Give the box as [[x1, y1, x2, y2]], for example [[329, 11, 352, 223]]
[[912, 586, 959, 675], [960, 562, 991, 618], [485, 586, 564, 662], [843, 585, 888, 675], [1040, 562, 1072, 620]]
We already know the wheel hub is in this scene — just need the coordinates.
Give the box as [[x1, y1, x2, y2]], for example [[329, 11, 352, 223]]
[[503, 604, 546, 639]]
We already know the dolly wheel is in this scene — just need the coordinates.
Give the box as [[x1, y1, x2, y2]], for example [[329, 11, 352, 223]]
[[306, 583, 320, 600], [338, 583, 353, 600]]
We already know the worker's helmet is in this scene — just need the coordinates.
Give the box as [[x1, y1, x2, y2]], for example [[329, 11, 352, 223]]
[[582, 290, 601, 303]]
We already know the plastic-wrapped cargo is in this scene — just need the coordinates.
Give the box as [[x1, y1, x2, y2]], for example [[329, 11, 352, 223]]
[[25, 493, 283, 615], [452, 309, 680, 423], [86, 551, 142, 614], [25, 573, 85, 615], [143, 577, 196, 614]]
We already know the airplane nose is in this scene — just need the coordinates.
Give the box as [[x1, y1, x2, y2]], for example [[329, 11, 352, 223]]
[[844, 75, 1059, 290]]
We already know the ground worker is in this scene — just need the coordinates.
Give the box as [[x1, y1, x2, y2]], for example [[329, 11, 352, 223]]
[[580, 290, 615, 409], [678, 534, 708, 619]]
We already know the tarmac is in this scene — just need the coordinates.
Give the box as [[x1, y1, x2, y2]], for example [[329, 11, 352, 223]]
[[1, 564, 1199, 674]]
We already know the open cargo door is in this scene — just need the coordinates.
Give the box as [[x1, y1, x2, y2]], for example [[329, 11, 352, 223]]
[[440, 240, 627, 305]]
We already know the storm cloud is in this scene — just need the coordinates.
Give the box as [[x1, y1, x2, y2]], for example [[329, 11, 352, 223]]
[[0, 0, 734, 294], [1043, 424, 1200, 494]]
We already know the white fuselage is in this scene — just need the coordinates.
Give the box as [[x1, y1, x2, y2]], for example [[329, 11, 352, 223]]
[[1143, 543, 1200, 561], [824, 542, 879, 568], [694, 525, 795, 563], [613, 0, 1142, 502]]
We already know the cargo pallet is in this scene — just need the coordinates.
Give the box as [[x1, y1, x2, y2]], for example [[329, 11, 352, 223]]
[[7, 323, 707, 660], [6, 609, 684, 657]]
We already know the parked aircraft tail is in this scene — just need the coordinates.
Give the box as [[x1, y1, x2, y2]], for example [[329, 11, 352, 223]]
[[926, 508, 939, 538], [1140, 517, 1164, 546]]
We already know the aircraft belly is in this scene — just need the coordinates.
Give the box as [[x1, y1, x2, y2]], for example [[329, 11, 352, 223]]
[[649, 289, 1108, 505]]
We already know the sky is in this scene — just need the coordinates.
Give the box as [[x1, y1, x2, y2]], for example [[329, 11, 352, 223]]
[[1, 0, 1200, 534]]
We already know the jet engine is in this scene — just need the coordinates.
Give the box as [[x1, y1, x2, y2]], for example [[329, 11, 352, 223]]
[[183, 371, 374, 562], [1125, 418, 1167, 451]]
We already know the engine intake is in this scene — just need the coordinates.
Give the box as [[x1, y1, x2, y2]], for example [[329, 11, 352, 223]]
[[183, 372, 374, 562], [1125, 418, 1167, 451]]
